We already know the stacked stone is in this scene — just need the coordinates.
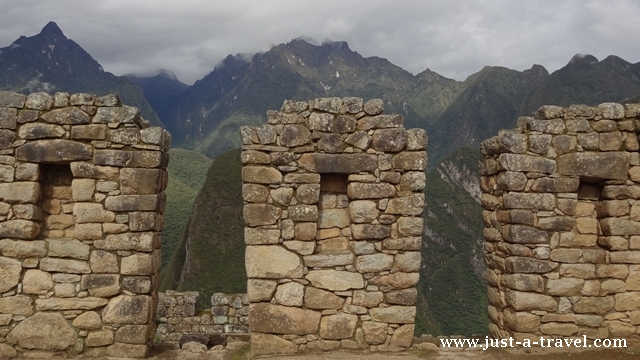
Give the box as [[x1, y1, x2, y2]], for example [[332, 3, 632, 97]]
[[480, 102, 640, 342], [210, 293, 249, 333], [155, 291, 249, 347], [241, 97, 427, 355], [0, 91, 169, 359]]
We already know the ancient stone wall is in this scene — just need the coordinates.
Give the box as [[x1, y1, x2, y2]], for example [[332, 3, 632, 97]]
[[0, 91, 169, 359], [481, 103, 640, 341], [155, 291, 249, 347], [241, 98, 427, 355]]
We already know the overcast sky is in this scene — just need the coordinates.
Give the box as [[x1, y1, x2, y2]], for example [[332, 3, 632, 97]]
[[2, 0, 640, 84]]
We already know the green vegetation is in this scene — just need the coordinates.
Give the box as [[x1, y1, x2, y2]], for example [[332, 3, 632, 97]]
[[160, 149, 246, 310], [160, 149, 212, 278], [418, 147, 489, 336]]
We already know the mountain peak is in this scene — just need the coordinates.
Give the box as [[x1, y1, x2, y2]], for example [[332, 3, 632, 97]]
[[568, 53, 598, 66], [40, 21, 65, 37]]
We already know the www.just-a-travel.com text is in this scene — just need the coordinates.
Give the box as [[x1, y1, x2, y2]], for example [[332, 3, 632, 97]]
[[440, 336, 627, 350]]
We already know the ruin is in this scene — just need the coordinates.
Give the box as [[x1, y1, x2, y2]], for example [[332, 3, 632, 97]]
[[0, 91, 169, 358], [481, 103, 640, 340], [240, 98, 427, 355]]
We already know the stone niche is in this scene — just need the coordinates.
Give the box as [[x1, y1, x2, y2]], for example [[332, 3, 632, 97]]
[[481, 102, 640, 342], [241, 97, 427, 355], [0, 91, 169, 358]]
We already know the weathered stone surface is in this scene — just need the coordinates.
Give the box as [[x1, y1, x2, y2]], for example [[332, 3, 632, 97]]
[[243, 204, 281, 226], [270, 187, 293, 206], [406, 128, 427, 150], [370, 306, 416, 323], [0, 295, 34, 316], [304, 253, 354, 267], [306, 270, 364, 291], [351, 224, 390, 239], [247, 279, 277, 302], [369, 272, 419, 289], [106, 343, 148, 358], [0, 182, 41, 204], [505, 225, 549, 244], [245, 246, 303, 278], [383, 237, 422, 251], [573, 296, 614, 314], [18, 123, 65, 139], [557, 152, 629, 180], [115, 325, 149, 344], [0, 129, 15, 150], [280, 124, 312, 147], [249, 303, 320, 334], [16, 139, 92, 162], [362, 321, 387, 344], [245, 227, 280, 245], [610, 251, 640, 263], [94, 232, 159, 252], [22, 269, 53, 295], [0, 91, 26, 108], [505, 257, 557, 273], [41, 106, 90, 124], [498, 153, 556, 174], [288, 205, 318, 221], [35, 297, 108, 311], [390, 324, 414, 347], [304, 287, 344, 309], [0, 344, 16, 359], [394, 252, 421, 272], [392, 152, 427, 170], [250, 333, 298, 356], [242, 184, 269, 203], [385, 194, 424, 215], [347, 183, 395, 199], [48, 239, 90, 260], [348, 200, 378, 223], [372, 128, 407, 152], [358, 114, 403, 130], [547, 278, 585, 296], [86, 330, 115, 347], [344, 131, 371, 149], [320, 313, 358, 339], [356, 253, 394, 273], [242, 166, 282, 184], [614, 292, 640, 311], [74, 203, 115, 223], [397, 217, 423, 236], [296, 183, 320, 204], [318, 208, 350, 228], [274, 282, 304, 306], [40, 257, 91, 274], [6, 312, 76, 350], [298, 153, 377, 173], [122, 276, 151, 294], [121, 253, 156, 275], [294, 222, 316, 241], [81, 274, 121, 297], [363, 99, 384, 116], [0, 256, 21, 292], [503, 192, 555, 210], [73, 311, 102, 330], [318, 133, 345, 153], [384, 289, 417, 306], [505, 290, 557, 311], [102, 295, 150, 324], [601, 218, 640, 236]]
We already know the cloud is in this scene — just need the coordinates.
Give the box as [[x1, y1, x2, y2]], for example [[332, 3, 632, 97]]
[[1, 0, 639, 84]]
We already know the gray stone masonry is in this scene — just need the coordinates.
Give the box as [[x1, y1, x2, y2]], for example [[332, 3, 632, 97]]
[[0, 91, 170, 358], [241, 97, 427, 356], [155, 291, 249, 348], [481, 102, 640, 342]]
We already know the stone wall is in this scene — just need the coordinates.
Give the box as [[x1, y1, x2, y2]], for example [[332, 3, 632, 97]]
[[481, 102, 640, 341], [155, 291, 248, 347], [0, 91, 169, 359], [241, 98, 426, 355]]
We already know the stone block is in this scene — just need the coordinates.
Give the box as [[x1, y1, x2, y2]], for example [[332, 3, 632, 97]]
[[105, 194, 163, 212], [385, 288, 418, 305], [245, 246, 303, 278], [306, 270, 364, 291], [557, 152, 629, 180], [320, 313, 358, 339], [6, 312, 76, 351], [47, 239, 90, 260], [250, 333, 298, 356], [249, 303, 320, 335], [356, 253, 394, 273], [35, 297, 108, 311], [370, 306, 415, 323], [16, 139, 92, 163], [368, 272, 419, 289], [347, 182, 395, 199], [0, 256, 22, 292], [274, 282, 304, 306], [385, 193, 424, 215], [298, 153, 377, 173], [392, 151, 427, 170], [505, 290, 557, 311], [102, 295, 151, 324], [288, 205, 318, 221], [358, 114, 403, 130]]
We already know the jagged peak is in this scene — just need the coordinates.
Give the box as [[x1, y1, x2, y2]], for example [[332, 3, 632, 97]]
[[568, 53, 598, 65], [40, 21, 65, 37]]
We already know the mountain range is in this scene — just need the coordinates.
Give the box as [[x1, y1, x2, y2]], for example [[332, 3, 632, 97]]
[[3, 22, 640, 336]]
